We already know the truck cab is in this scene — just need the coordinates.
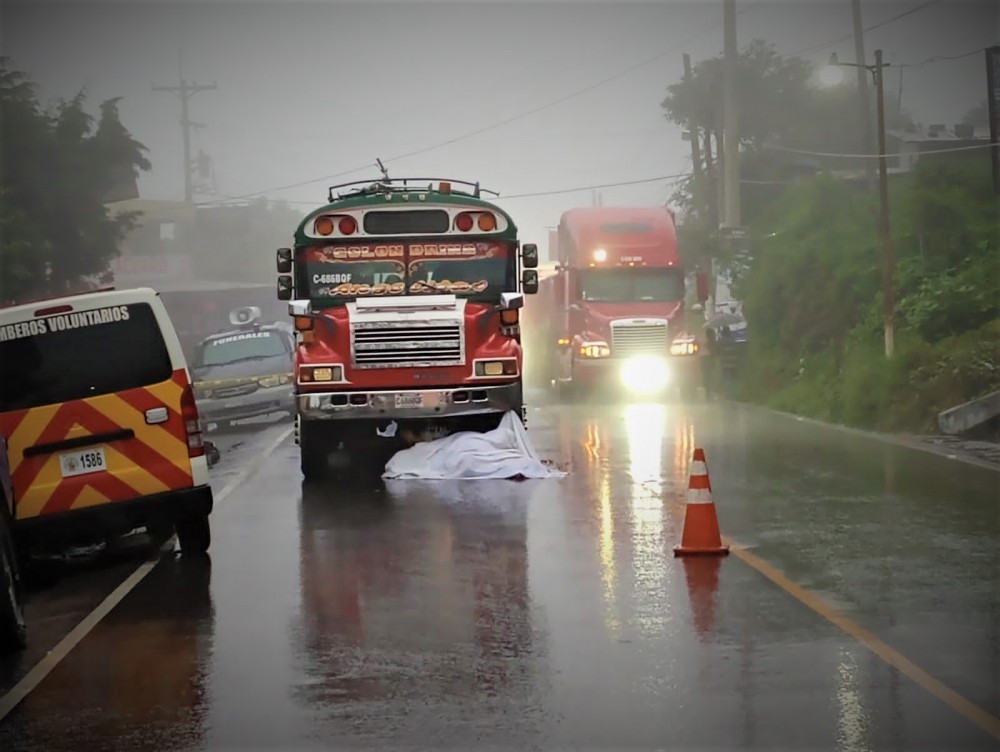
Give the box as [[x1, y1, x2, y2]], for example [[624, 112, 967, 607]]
[[526, 206, 707, 399]]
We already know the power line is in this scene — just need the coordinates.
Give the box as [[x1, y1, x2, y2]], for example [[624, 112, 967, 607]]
[[785, 0, 943, 58], [492, 173, 690, 201], [196, 6, 771, 208], [764, 142, 996, 159], [898, 44, 997, 68]]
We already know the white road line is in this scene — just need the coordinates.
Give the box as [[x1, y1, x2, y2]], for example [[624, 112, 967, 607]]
[[0, 424, 294, 722]]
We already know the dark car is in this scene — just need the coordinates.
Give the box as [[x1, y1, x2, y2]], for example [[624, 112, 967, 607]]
[[0, 433, 27, 652], [190, 307, 296, 432]]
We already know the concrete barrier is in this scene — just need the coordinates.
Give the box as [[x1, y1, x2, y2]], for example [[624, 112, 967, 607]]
[[938, 390, 1000, 435]]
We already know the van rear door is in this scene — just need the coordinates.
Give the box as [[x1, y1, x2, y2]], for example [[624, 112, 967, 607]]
[[0, 298, 195, 521]]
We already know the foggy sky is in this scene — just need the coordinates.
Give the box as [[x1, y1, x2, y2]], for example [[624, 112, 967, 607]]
[[2, 0, 997, 253]]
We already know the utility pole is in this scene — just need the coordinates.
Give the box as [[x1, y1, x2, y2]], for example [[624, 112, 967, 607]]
[[153, 54, 217, 204], [721, 0, 740, 231], [874, 49, 894, 358], [851, 0, 875, 189]]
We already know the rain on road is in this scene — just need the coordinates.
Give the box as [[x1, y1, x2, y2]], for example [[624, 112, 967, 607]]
[[1, 399, 998, 751]]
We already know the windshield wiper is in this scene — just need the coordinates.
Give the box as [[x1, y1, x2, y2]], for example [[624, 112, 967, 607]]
[[208, 355, 278, 366]]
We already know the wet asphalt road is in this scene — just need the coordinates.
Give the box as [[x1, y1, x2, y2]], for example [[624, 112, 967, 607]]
[[1, 398, 998, 751]]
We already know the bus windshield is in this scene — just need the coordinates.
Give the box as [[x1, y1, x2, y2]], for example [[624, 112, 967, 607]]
[[580, 268, 685, 303], [300, 241, 512, 302]]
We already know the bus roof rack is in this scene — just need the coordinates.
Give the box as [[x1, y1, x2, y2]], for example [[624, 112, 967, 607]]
[[326, 178, 499, 203]]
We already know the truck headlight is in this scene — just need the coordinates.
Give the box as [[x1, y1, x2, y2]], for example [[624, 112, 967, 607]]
[[578, 342, 611, 358], [258, 373, 293, 388], [621, 355, 670, 394]]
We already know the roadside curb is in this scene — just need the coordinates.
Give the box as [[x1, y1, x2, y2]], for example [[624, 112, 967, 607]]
[[730, 400, 1000, 473]]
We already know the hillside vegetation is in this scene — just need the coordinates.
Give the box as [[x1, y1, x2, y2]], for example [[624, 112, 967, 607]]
[[734, 161, 1000, 432]]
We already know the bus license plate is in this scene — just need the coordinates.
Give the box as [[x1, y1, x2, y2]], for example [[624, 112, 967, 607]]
[[59, 447, 107, 478], [395, 393, 424, 409]]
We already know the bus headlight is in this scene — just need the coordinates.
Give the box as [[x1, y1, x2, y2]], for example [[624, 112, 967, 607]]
[[620, 355, 670, 394]]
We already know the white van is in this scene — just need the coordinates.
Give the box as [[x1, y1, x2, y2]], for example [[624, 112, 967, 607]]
[[0, 287, 214, 557]]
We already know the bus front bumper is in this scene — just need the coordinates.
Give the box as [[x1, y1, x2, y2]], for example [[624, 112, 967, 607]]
[[297, 382, 523, 421]]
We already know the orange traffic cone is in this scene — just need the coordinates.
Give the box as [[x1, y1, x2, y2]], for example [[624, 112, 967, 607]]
[[673, 448, 730, 556]]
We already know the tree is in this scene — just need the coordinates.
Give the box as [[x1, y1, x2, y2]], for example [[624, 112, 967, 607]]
[[0, 58, 151, 303], [660, 40, 916, 260]]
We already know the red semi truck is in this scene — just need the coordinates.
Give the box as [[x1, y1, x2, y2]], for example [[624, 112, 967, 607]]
[[525, 206, 708, 399]]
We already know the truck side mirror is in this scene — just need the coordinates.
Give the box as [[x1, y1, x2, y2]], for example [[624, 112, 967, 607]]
[[696, 271, 709, 303], [522, 269, 539, 294], [276, 248, 292, 274], [521, 243, 539, 269], [277, 275, 293, 300]]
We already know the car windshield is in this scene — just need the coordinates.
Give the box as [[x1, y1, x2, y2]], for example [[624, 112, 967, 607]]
[[579, 268, 685, 302], [195, 330, 288, 367]]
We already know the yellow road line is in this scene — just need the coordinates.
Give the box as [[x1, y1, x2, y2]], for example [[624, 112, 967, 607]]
[[665, 487, 1000, 740], [725, 540, 1000, 739], [0, 424, 294, 722]]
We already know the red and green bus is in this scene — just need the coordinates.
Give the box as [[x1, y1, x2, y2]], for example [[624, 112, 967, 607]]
[[276, 178, 539, 479]]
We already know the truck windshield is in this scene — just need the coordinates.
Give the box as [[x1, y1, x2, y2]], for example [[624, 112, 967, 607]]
[[300, 241, 512, 302], [580, 268, 685, 303]]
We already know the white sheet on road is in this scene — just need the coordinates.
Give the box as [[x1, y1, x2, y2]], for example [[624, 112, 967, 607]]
[[382, 411, 567, 480]]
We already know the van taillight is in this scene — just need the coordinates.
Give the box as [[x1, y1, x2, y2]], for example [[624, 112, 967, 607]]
[[180, 384, 205, 458]]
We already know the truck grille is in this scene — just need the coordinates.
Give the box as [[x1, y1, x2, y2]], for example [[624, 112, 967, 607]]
[[352, 322, 464, 369], [611, 322, 668, 357]]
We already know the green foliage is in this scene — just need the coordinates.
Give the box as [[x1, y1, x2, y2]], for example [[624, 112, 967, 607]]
[[739, 160, 1000, 432], [661, 40, 916, 269], [0, 59, 151, 303], [659, 39, 996, 433], [739, 174, 879, 354]]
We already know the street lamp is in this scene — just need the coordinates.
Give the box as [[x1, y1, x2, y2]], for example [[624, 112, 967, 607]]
[[821, 50, 894, 358]]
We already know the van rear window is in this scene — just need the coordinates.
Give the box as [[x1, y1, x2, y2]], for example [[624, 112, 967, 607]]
[[0, 303, 173, 412]]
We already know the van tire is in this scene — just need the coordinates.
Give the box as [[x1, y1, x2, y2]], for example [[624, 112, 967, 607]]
[[176, 515, 211, 556], [0, 505, 27, 653]]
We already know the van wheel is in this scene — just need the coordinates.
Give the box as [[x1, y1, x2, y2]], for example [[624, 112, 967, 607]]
[[176, 515, 211, 556], [0, 511, 27, 653]]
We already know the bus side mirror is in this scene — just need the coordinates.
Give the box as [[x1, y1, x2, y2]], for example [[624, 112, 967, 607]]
[[277, 275, 293, 300], [521, 243, 539, 269], [522, 269, 539, 294], [696, 271, 709, 303], [276, 248, 292, 274]]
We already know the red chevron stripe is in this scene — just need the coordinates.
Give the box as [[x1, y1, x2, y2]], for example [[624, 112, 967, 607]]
[[71, 402, 191, 489], [42, 471, 143, 515], [10, 402, 85, 490], [0, 408, 30, 441], [115, 386, 181, 423]]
